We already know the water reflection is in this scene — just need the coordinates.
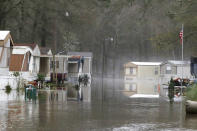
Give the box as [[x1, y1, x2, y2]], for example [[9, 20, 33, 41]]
[[185, 114, 197, 129], [38, 90, 67, 103], [0, 90, 24, 101], [124, 80, 159, 97], [0, 78, 197, 130]]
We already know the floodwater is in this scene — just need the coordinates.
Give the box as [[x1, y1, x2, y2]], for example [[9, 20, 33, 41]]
[[0, 78, 197, 131]]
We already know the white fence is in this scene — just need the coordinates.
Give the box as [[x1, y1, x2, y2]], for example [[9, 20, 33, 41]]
[[0, 72, 38, 90]]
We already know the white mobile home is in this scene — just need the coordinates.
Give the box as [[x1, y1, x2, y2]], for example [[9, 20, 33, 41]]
[[124, 62, 161, 95], [124, 62, 161, 82], [49, 55, 68, 82], [0, 31, 14, 89], [0, 31, 14, 74], [9, 43, 40, 81], [67, 52, 92, 85], [160, 60, 191, 84]]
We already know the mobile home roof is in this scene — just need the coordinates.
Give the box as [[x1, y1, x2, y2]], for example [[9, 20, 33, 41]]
[[131, 62, 161, 66], [167, 60, 190, 65], [0, 31, 10, 40]]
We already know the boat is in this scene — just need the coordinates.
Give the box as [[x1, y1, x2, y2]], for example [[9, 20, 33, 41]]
[[186, 100, 197, 114]]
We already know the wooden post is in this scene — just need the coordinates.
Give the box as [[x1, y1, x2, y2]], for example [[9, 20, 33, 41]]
[[52, 54, 56, 82]]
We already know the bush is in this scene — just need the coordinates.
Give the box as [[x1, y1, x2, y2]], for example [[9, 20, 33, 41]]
[[5, 84, 12, 94], [37, 74, 45, 82], [13, 72, 20, 77], [74, 85, 79, 91], [186, 84, 197, 101], [46, 82, 57, 90]]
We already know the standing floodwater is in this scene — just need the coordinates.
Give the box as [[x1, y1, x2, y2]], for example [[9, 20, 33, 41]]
[[0, 78, 197, 131]]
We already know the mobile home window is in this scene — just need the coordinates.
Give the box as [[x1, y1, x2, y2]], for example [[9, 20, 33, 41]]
[[50, 61, 54, 69], [126, 77, 133, 80], [155, 67, 158, 75], [166, 66, 171, 74], [124, 83, 137, 91], [130, 83, 137, 91], [130, 67, 136, 75], [50, 61, 59, 69], [125, 68, 130, 75]]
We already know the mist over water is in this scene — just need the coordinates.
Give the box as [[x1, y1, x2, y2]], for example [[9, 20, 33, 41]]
[[0, 77, 197, 131], [1, 0, 197, 130]]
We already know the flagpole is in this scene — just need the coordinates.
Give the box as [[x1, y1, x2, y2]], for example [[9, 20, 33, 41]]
[[181, 24, 184, 95]]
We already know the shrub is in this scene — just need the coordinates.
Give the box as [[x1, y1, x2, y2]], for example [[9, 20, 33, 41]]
[[37, 74, 45, 82], [13, 72, 20, 77], [46, 82, 57, 90], [5, 84, 12, 94], [186, 84, 197, 101], [74, 85, 79, 91]]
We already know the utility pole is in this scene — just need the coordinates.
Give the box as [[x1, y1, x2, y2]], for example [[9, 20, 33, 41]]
[[179, 0, 184, 95], [52, 53, 56, 83], [181, 24, 184, 95], [102, 39, 105, 103]]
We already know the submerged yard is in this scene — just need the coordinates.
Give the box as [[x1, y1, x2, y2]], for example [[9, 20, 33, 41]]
[[0, 78, 197, 131]]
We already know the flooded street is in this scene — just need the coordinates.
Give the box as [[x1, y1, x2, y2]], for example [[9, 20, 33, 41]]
[[1, 78, 197, 131], [1, 0, 197, 130]]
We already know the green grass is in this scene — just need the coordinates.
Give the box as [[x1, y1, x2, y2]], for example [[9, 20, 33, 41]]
[[186, 84, 197, 101]]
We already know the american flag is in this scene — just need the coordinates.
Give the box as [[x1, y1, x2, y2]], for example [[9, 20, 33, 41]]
[[179, 29, 183, 44]]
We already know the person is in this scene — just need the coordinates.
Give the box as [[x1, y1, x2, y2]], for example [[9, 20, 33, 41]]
[[83, 74, 89, 87], [38, 81, 41, 89], [78, 75, 83, 87]]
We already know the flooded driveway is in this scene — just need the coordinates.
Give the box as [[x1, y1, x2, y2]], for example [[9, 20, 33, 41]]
[[0, 78, 197, 131]]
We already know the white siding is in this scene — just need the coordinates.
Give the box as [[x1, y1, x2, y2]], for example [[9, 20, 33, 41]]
[[53, 57, 67, 74], [5, 39, 10, 47], [0, 48, 7, 67], [33, 45, 41, 56], [82, 58, 90, 73], [64, 60, 68, 73], [0, 47, 3, 67], [177, 66, 191, 78], [124, 83, 137, 91], [125, 83, 130, 91], [138, 65, 160, 79], [0, 68, 9, 75], [29, 55, 34, 72], [0, 39, 10, 68], [133, 68, 137, 75], [125, 68, 130, 75], [35, 56, 40, 73], [29, 56, 40, 73]]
